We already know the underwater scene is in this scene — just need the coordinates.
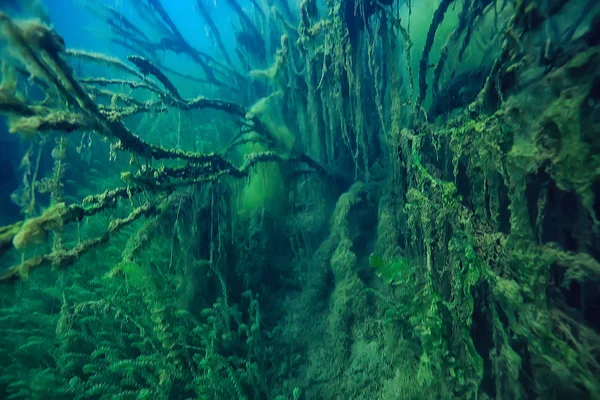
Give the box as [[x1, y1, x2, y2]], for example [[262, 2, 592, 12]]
[[0, 0, 599, 398]]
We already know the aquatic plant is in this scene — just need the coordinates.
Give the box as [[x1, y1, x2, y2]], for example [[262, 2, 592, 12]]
[[0, 0, 598, 398]]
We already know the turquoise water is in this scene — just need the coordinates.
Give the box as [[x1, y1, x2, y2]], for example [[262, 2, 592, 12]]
[[0, 0, 599, 398]]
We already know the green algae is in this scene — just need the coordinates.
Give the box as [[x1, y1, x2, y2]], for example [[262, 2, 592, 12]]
[[0, 0, 599, 399]]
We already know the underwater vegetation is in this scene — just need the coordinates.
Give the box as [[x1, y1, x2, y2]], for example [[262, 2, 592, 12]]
[[0, 0, 599, 398]]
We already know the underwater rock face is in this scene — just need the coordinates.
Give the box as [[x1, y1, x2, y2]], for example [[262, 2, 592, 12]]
[[0, 0, 599, 399]]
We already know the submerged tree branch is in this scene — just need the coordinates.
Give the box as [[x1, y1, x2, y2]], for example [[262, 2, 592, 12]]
[[416, 0, 455, 109], [0, 202, 158, 282], [194, 0, 234, 68], [127, 55, 183, 100]]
